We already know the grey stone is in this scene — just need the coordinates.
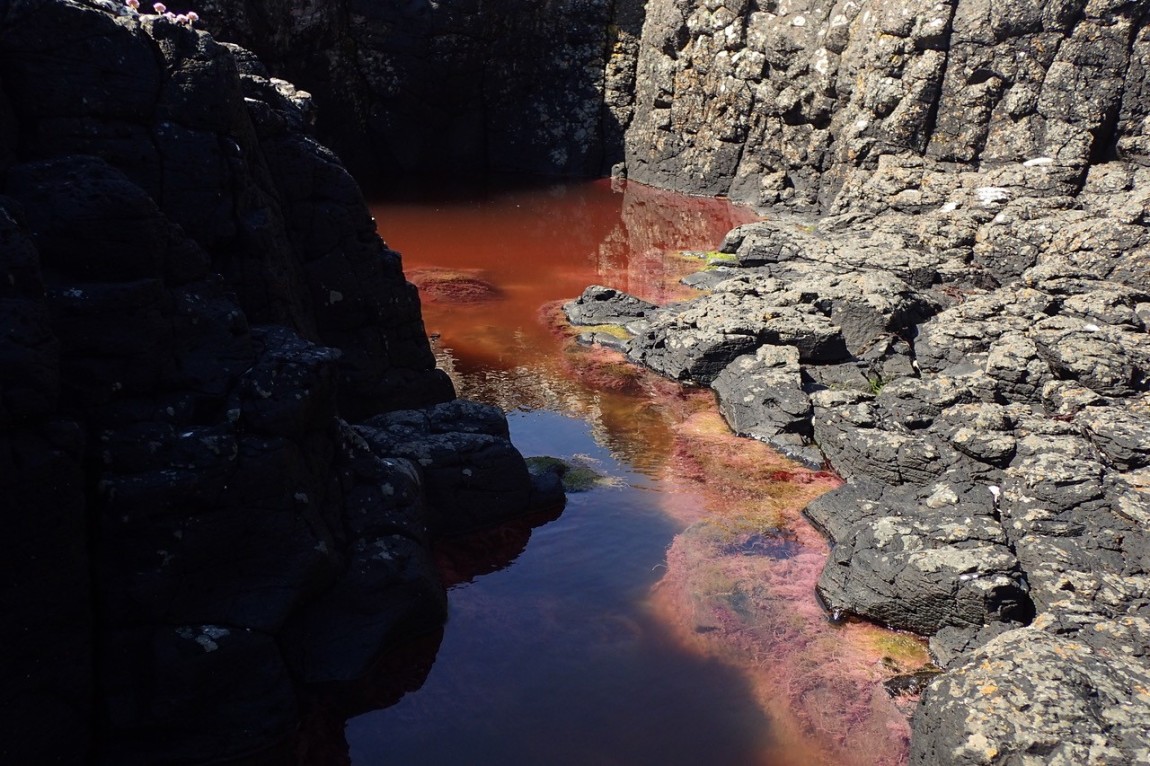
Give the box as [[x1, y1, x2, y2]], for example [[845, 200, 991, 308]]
[[911, 626, 1150, 766], [712, 344, 818, 465], [564, 284, 656, 327], [815, 481, 1032, 635]]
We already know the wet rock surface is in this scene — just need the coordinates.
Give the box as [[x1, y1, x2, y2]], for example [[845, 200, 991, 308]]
[[569, 163, 1150, 766], [0, 2, 555, 763]]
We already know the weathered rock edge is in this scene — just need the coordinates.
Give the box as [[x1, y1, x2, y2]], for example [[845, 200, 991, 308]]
[[567, 154, 1150, 764], [0, 2, 559, 763]]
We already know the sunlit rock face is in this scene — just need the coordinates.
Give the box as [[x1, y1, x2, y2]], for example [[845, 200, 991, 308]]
[[627, 0, 1150, 207], [200, 0, 1150, 214]]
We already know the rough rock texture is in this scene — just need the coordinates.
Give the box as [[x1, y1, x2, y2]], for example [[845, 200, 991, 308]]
[[0, 2, 554, 763], [911, 622, 1150, 766], [197, 0, 649, 180], [626, 0, 1150, 209], [568, 162, 1150, 766], [178, 0, 1150, 217], [55, 0, 1150, 762]]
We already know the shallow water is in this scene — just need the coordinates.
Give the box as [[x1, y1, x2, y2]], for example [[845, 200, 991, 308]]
[[350, 178, 923, 766]]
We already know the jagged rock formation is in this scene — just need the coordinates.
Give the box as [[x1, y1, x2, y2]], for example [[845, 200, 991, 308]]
[[192, 0, 1150, 213], [56, 0, 1150, 762], [567, 159, 1150, 764], [0, 1, 557, 763], [625, 0, 1150, 208], [194, 0, 648, 180]]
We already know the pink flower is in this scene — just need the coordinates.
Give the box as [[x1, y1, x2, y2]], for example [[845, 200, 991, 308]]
[[153, 2, 166, 13], [186, 10, 199, 22], [125, 0, 140, 9]]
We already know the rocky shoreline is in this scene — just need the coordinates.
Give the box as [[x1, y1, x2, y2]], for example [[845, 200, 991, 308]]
[[5, 0, 1150, 762], [566, 155, 1150, 764]]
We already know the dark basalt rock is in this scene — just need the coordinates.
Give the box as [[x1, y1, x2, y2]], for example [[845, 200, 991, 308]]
[[564, 284, 657, 327], [357, 400, 547, 537], [569, 177, 1150, 763], [911, 626, 1150, 766], [711, 344, 821, 467], [197, 0, 648, 179], [0, 2, 555, 763], [16, 0, 1150, 762], [814, 481, 1032, 637]]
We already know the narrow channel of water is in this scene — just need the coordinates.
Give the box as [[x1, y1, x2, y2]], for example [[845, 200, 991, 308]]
[[349, 178, 925, 766]]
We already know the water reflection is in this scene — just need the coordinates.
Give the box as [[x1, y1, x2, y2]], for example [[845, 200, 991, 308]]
[[355, 179, 925, 766]]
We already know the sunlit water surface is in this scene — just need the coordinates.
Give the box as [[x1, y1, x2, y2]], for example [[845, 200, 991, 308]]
[[347, 179, 922, 766]]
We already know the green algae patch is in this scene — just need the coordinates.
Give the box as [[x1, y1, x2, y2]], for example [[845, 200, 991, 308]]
[[868, 630, 931, 671], [704, 251, 738, 268], [526, 455, 619, 492], [578, 323, 632, 340]]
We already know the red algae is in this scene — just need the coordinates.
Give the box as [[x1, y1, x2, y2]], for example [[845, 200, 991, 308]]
[[364, 178, 931, 766], [407, 267, 504, 303], [647, 409, 929, 766]]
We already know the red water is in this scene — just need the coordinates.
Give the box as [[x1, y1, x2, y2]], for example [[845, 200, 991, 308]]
[[347, 179, 925, 766], [375, 177, 753, 381]]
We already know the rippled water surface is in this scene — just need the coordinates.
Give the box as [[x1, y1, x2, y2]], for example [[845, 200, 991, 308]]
[[348, 179, 924, 766]]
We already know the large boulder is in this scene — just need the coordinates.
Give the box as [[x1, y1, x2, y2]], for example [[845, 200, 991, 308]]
[[0, 3, 552, 762]]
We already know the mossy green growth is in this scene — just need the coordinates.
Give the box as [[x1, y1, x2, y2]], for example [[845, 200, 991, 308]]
[[679, 249, 738, 268], [525, 455, 614, 492], [869, 631, 931, 669], [580, 323, 631, 340], [704, 250, 738, 265]]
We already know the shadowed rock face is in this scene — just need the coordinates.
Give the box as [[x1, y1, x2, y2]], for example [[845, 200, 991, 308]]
[[14, 0, 1146, 764], [196, 0, 649, 181], [0, 2, 556, 763]]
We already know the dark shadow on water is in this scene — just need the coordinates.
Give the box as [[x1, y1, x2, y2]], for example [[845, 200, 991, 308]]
[[294, 504, 566, 765], [433, 504, 566, 587], [348, 632, 779, 766], [296, 627, 445, 766], [370, 172, 605, 206]]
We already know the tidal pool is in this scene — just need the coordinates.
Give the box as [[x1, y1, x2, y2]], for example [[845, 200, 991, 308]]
[[347, 178, 927, 766]]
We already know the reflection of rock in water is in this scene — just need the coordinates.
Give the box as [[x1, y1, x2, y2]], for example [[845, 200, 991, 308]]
[[648, 411, 927, 766], [434, 505, 565, 587], [597, 182, 759, 303], [434, 333, 698, 478], [297, 627, 445, 766], [409, 268, 504, 303], [297, 502, 567, 762]]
